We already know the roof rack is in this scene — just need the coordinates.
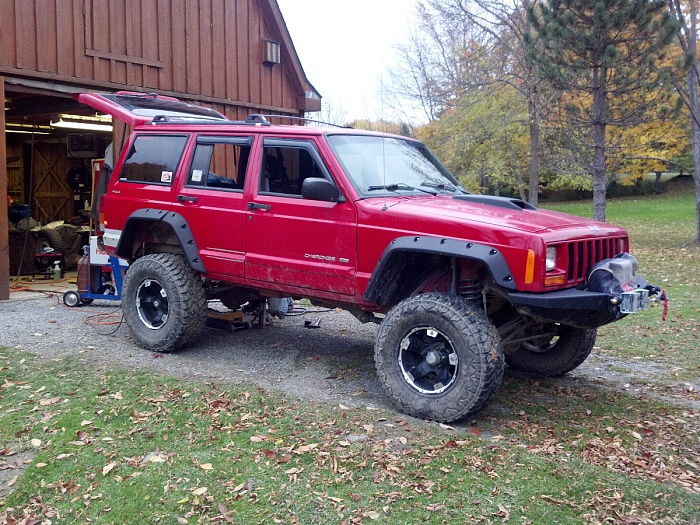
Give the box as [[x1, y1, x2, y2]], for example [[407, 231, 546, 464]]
[[150, 113, 273, 126], [257, 114, 351, 129]]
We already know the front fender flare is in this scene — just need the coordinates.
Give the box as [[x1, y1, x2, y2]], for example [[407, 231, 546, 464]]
[[363, 236, 516, 305]]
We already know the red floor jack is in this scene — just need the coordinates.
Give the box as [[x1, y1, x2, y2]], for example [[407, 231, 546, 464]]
[[63, 237, 128, 307]]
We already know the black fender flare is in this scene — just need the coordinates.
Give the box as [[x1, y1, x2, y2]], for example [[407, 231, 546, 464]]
[[363, 235, 516, 305], [116, 208, 206, 273]]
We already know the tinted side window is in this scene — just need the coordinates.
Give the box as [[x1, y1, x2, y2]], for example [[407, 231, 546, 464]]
[[120, 135, 188, 185], [260, 141, 329, 196], [188, 140, 251, 191]]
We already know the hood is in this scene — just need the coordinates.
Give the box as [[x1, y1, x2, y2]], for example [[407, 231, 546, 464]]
[[361, 194, 617, 236]]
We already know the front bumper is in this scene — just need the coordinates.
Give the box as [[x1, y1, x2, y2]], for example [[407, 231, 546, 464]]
[[508, 288, 623, 329]]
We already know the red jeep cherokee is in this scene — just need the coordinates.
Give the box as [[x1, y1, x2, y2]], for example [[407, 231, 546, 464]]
[[78, 92, 657, 422]]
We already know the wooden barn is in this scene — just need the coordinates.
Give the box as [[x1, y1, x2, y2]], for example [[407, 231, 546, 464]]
[[0, 0, 321, 299]]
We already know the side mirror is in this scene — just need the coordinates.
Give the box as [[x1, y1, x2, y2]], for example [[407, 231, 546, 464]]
[[301, 178, 346, 203]]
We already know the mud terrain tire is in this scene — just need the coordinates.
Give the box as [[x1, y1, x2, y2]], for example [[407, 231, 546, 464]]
[[505, 325, 596, 377], [35, 228, 65, 253], [122, 253, 206, 352], [375, 293, 504, 423]]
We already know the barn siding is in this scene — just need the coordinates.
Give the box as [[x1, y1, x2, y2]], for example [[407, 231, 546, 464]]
[[0, 0, 309, 114]]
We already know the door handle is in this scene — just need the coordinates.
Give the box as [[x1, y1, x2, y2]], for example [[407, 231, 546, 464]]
[[247, 202, 272, 211], [178, 195, 198, 203]]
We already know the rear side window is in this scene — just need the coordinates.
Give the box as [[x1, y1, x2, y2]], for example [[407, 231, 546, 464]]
[[119, 135, 188, 185], [187, 137, 252, 191]]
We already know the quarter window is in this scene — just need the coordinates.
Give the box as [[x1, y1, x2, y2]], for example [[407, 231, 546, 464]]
[[119, 135, 188, 185]]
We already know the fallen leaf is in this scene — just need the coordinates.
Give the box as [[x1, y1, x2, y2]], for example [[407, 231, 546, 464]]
[[200, 463, 214, 470], [102, 462, 117, 476], [30, 438, 42, 447], [192, 487, 207, 496]]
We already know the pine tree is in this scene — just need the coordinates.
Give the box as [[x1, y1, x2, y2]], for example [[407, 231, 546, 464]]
[[526, 0, 679, 221]]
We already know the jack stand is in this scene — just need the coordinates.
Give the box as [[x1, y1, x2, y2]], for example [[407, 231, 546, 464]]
[[257, 299, 267, 329]]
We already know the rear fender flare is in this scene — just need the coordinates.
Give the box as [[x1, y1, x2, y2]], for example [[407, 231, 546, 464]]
[[363, 236, 516, 306], [116, 209, 206, 273]]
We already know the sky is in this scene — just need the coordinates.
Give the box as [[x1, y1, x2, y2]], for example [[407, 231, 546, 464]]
[[276, 0, 419, 123]]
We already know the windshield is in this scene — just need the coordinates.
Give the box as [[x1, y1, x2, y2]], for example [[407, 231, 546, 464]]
[[326, 135, 463, 196]]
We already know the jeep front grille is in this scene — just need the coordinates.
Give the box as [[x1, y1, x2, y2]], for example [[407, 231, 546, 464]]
[[563, 237, 625, 284]]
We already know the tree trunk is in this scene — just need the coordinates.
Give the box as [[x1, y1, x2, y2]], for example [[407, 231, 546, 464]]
[[592, 65, 608, 222], [654, 171, 663, 194], [528, 82, 540, 206], [688, 0, 700, 244], [525, 6, 540, 207], [690, 74, 700, 244]]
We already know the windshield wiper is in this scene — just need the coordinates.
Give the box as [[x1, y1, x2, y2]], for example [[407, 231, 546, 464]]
[[421, 182, 458, 192], [367, 183, 437, 195]]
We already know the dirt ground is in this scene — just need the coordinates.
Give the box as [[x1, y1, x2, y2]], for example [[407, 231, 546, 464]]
[[1, 294, 698, 413]]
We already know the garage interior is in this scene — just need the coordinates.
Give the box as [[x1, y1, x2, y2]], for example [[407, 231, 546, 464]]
[[5, 83, 114, 281]]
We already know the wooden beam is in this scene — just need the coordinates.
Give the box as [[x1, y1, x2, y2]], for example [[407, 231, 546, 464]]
[[0, 76, 10, 300]]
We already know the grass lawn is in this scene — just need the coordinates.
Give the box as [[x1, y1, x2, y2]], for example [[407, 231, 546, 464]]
[[1, 185, 699, 524], [1, 353, 698, 524]]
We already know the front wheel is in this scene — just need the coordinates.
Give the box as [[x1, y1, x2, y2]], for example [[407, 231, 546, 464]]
[[375, 293, 504, 423], [122, 254, 206, 352], [505, 324, 596, 377]]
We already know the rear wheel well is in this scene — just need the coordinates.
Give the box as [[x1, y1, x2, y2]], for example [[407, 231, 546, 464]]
[[118, 219, 184, 260]]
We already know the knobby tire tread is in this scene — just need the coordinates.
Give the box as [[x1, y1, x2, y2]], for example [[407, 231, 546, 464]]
[[123, 253, 206, 352], [505, 326, 596, 377], [375, 293, 504, 423]]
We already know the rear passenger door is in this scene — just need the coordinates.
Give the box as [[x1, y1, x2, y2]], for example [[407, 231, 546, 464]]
[[173, 135, 253, 279], [245, 138, 357, 297]]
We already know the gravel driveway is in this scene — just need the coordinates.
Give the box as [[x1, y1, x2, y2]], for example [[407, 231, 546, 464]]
[[2, 293, 698, 415], [0, 295, 391, 410]]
